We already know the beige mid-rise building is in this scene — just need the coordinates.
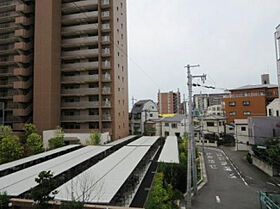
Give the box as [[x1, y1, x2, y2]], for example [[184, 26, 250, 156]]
[[0, 0, 129, 140]]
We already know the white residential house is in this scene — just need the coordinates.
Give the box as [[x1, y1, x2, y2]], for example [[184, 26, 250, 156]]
[[206, 104, 225, 116], [234, 119, 249, 151], [267, 98, 280, 117], [130, 100, 159, 135], [155, 114, 188, 138]]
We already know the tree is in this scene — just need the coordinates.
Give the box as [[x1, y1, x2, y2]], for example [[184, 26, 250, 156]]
[[0, 125, 12, 139], [31, 171, 58, 209], [0, 135, 23, 164], [86, 131, 101, 145], [23, 123, 37, 143], [49, 127, 65, 149], [26, 133, 44, 155], [0, 192, 10, 209]]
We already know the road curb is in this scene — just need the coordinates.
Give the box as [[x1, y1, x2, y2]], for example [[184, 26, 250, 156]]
[[197, 151, 208, 192]]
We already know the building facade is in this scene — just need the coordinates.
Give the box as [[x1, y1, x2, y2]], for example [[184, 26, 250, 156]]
[[275, 24, 280, 97], [158, 90, 181, 115], [223, 75, 278, 123], [129, 100, 158, 135], [234, 119, 249, 151], [267, 98, 280, 117], [0, 0, 129, 139]]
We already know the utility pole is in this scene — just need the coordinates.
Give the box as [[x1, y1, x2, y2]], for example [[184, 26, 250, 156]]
[[185, 64, 206, 208], [183, 94, 187, 136], [200, 92, 205, 154]]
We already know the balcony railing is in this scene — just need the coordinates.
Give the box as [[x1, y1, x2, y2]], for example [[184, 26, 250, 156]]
[[224, 92, 278, 98], [62, 101, 99, 108], [62, 36, 98, 47], [102, 114, 111, 120], [62, 48, 99, 60], [61, 88, 99, 96], [61, 24, 98, 36], [62, 61, 98, 72], [61, 115, 99, 121], [102, 87, 111, 94], [102, 101, 111, 107], [62, 0, 98, 13], [102, 74, 111, 81], [61, 74, 99, 83], [62, 11, 98, 25]]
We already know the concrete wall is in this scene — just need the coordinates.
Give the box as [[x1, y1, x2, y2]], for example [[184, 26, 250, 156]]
[[234, 120, 249, 151], [267, 99, 280, 116], [252, 155, 274, 177], [196, 139, 218, 147], [43, 130, 111, 149]]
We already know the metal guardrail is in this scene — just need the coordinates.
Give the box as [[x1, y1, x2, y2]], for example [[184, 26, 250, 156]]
[[259, 191, 280, 209]]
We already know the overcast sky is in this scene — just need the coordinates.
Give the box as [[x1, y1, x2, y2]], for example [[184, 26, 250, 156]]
[[127, 0, 280, 107]]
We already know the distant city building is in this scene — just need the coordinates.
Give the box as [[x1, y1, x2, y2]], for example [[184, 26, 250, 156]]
[[248, 116, 280, 145], [206, 104, 225, 116], [267, 98, 280, 116], [0, 0, 129, 140], [158, 90, 181, 115], [275, 24, 280, 97], [223, 74, 278, 123], [129, 100, 158, 135], [155, 114, 187, 138], [193, 92, 230, 112]]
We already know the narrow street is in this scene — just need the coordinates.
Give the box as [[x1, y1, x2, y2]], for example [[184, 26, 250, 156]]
[[192, 147, 280, 209]]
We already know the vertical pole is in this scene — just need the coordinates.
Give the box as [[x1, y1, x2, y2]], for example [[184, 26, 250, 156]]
[[200, 92, 205, 154], [183, 94, 187, 136], [274, 31, 280, 99], [186, 65, 192, 208]]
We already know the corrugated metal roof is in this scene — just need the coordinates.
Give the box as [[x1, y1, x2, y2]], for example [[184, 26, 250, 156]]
[[55, 146, 151, 204], [158, 136, 179, 164], [0, 144, 80, 173], [104, 135, 136, 146], [126, 136, 159, 146], [0, 146, 111, 196]]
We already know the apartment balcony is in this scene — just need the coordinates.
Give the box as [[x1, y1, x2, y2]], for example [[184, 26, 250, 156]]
[[14, 41, 32, 51], [0, 36, 18, 45], [62, 61, 99, 72], [15, 16, 32, 26], [13, 67, 31, 76], [13, 104, 32, 116], [102, 114, 111, 121], [62, 36, 98, 48], [101, 36, 110, 44], [0, 1, 16, 13], [0, 69, 13, 76], [14, 54, 31, 63], [62, 0, 98, 14], [61, 88, 99, 96], [61, 24, 98, 36], [102, 48, 110, 56], [61, 74, 99, 84], [61, 101, 99, 109], [61, 48, 98, 60], [101, 23, 110, 31], [0, 11, 18, 23], [101, 0, 110, 8], [102, 101, 111, 108], [101, 11, 110, 20], [0, 80, 13, 88], [16, 3, 33, 14], [13, 79, 32, 89], [13, 91, 32, 103], [102, 74, 111, 82], [61, 115, 99, 122], [102, 61, 111, 69], [102, 87, 111, 94], [13, 122, 25, 130], [0, 92, 13, 99], [15, 28, 32, 38], [0, 24, 19, 34], [62, 11, 98, 25], [0, 47, 16, 56]]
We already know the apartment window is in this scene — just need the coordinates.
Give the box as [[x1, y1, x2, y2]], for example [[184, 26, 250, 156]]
[[277, 110, 279, 117], [150, 113, 153, 117], [229, 112, 236, 116], [206, 122, 215, 127], [243, 101, 250, 106], [243, 111, 251, 116], [171, 123, 177, 129], [241, 126, 246, 131], [229, 101, 236, 106], [165, 123, 169, 127]]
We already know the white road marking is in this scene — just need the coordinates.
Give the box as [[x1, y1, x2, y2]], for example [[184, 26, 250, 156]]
[[219, 149, 249, 186], [206, 152, 212, 156], [229, 173, 237, 179], [267, 182, 276, 187], [224, 166, 232, 172], [278, 184, 280, 187], [209, 165, 218, 169], [208, 159, 215, 164], [221, 161, 227, 166], [216, 196, 221, 203]]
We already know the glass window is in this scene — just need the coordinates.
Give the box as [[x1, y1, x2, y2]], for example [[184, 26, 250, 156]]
[[229, 112, 236, 116], [244, 111, 251, 116], [241, 126, 246, 131], [229, 101, 236, 106], [243, 101, 250, 106]]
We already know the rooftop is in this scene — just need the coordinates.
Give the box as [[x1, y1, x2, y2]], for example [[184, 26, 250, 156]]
[[231, 84, 278, 91], [131, 100, 153, 114], [159, 114, 186, 122]]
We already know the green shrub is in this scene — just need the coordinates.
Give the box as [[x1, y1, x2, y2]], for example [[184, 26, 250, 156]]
[[0, 192, 10, 209]]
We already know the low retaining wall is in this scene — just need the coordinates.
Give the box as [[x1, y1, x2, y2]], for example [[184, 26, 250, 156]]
[[252, 156, 275, 177], [10, 198, 143, 209]]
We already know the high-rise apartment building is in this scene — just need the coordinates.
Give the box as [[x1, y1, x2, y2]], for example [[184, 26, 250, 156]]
[[275, 24, 280, 98], [158, 90, 181, 115], [0, 0, 129, 140]]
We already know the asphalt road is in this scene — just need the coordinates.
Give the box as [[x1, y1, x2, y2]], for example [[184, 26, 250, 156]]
[[192, 147, 280, 209]]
